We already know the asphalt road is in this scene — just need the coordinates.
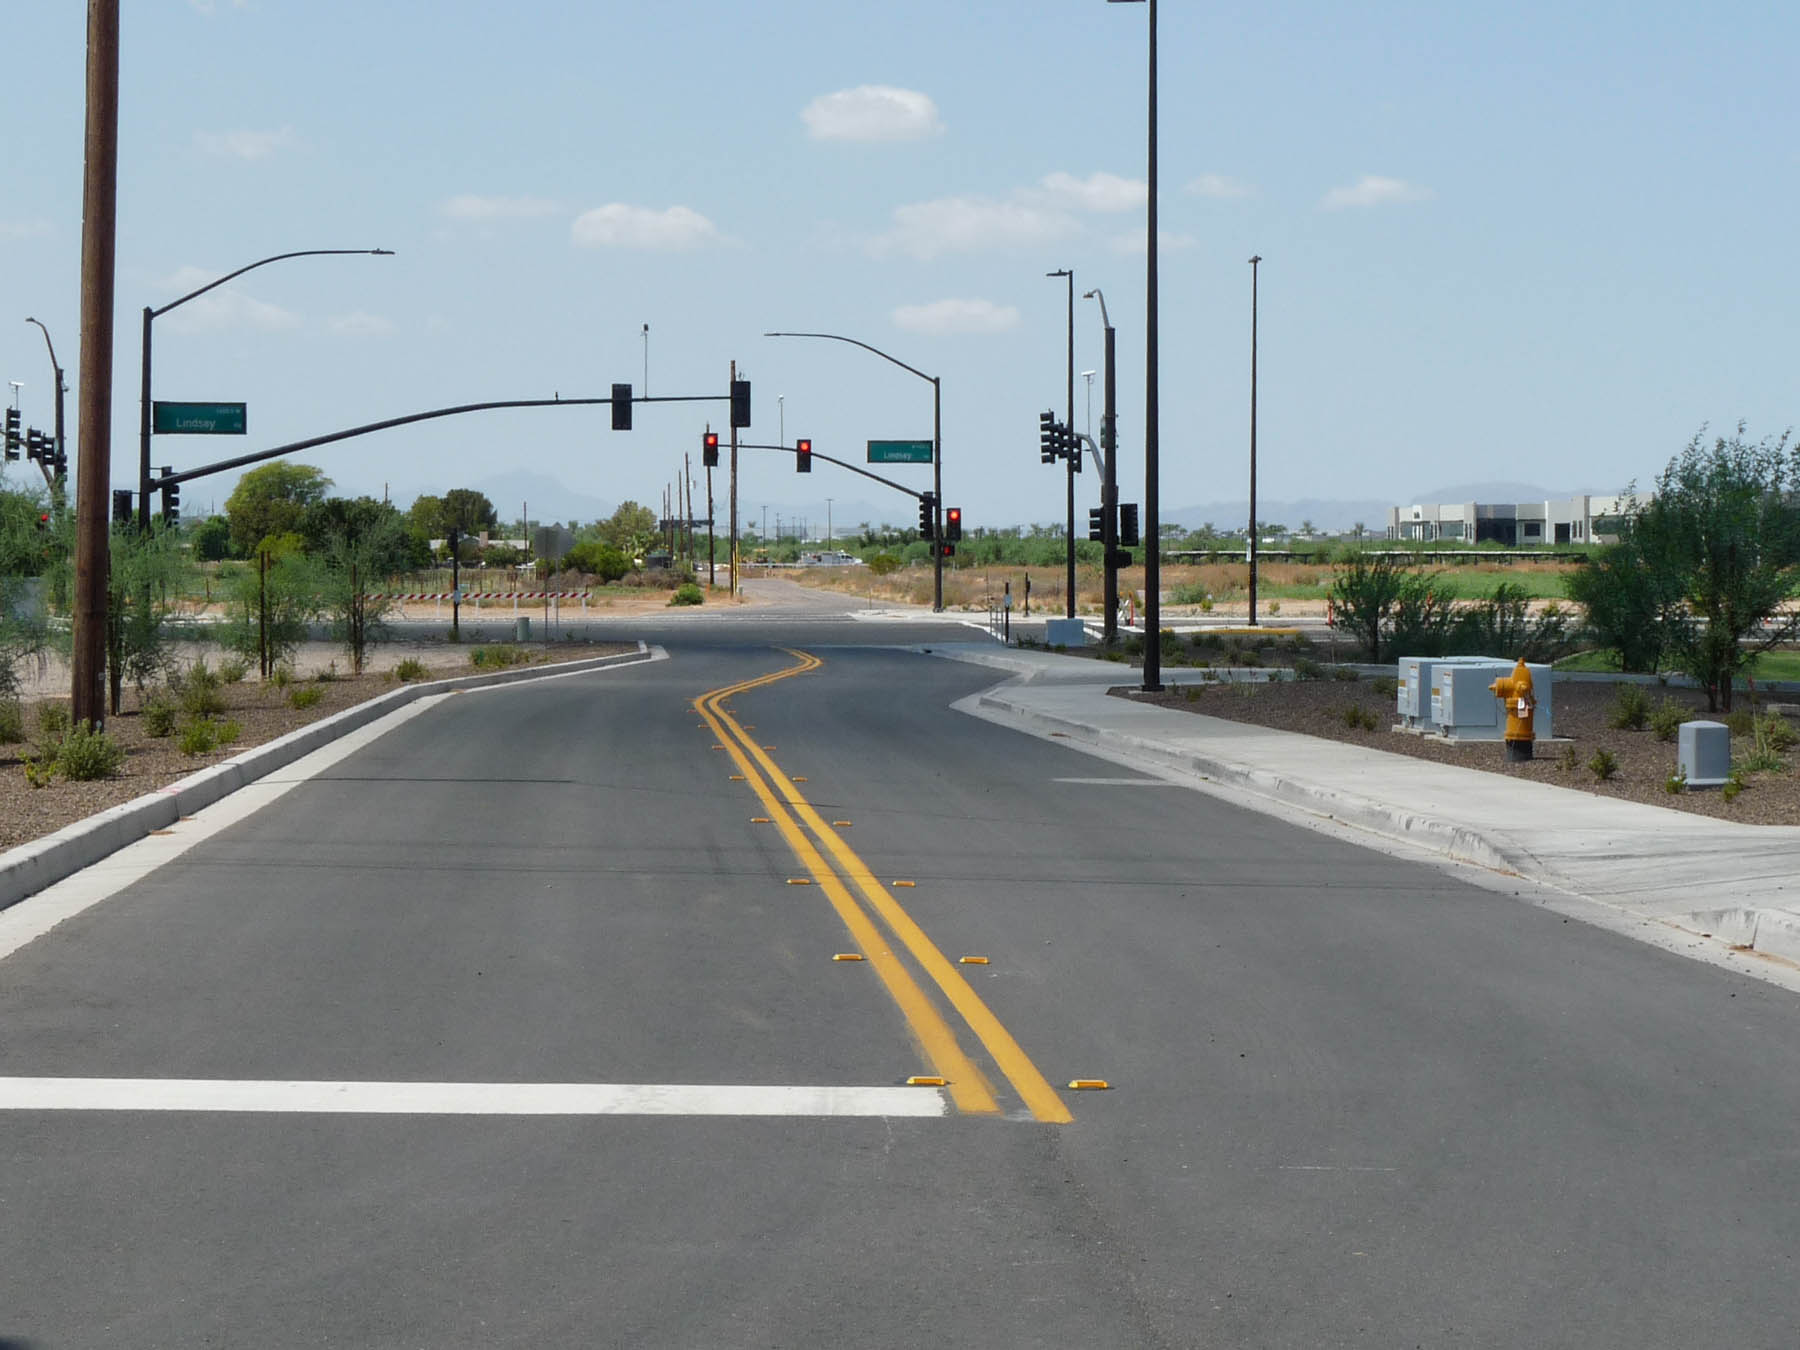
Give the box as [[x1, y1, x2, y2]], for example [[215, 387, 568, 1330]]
[[3, 613, 1799, 1347]]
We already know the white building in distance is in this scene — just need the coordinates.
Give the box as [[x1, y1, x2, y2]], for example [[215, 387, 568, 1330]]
[[1385, 494, 1633, 547]]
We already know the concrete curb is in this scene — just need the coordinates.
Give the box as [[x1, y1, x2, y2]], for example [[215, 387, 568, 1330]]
[[0, 646, 654, 914], [973, 689, 1530, 876]]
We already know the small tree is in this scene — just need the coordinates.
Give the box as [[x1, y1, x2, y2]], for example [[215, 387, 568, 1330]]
[[1639, 426, 1800, 710], [1563, 529, 1685, 673], [316, 512, 408, 675], [219, 544, 320, 679], [104, 522, 194, 713], [1328, 553, 1408, 663]]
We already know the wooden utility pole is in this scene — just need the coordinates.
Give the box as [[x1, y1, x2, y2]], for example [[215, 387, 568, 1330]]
[[71, 0, 120, 729], [728, 359, 739, 599]]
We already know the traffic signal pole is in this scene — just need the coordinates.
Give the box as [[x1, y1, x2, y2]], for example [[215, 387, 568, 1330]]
[[729, 359, 739, 599]]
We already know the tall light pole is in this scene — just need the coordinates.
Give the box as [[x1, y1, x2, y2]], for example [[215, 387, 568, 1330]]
[[1082, 370, 1096, 440], [1109, 0, 1161, 690], [1247, 255, 1262, 627], [24, 318, 66, 496], [1085, 288, 1120, 643], [826, 497, 833, 546], [140, 247, 392, 531], [1047, 268, 1076, 618], [641, 322, 649, 396], [765, 330, 944, 611]]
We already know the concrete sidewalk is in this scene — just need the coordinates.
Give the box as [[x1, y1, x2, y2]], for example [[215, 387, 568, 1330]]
[[932, 643, 1800, 973]]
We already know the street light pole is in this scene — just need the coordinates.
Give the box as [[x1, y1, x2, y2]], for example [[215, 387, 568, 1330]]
[[765, 330, 944, 611], [1247, 254, 1262, 627], [1085, 288, 1120, 643], [24, 318, 66, 502], [1048, 269, 1075, 618], [139, 247, 392, 531], [1109, 0, 1161, 690]]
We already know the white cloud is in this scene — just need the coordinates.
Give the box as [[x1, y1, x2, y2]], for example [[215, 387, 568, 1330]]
[[443, 194, 559, 221], [1039, 171, 1146, 213], [892, 298, 1021, 336], [194, 126, 297, 161], [571, 203, 722, 250], [1321, 174, 1433, 210], [328, 310, 396, 337], [1187, 173, 1255, 200], [158, 265, 300, 334], [870, 196, 1076, 260], [1109, 229, 1198, 255], [802, 86, 944, 142]]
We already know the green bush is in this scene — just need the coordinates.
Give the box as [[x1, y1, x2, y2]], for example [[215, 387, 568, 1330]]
[[1725, 709, 1755, 737], [1339, 703, 1379, 731], [217, 718, 241, 747], [37, 702, 71, 747], [1649, 698, 1693, 743], [1331, 665, 1361, 682], [470, 645, 528, 669], [177, 658, 227, 720], [1371, 675, 1398, 698], [1664, 770, 1687, 794], [1291, 656, 1324, 681], [1608, 684, 1650, 730], [178, 719, 220, 756], [668, 582, 705, 606], [865, 553, 902, 577], [288, 685, 324, 710], [0, 699, 23, 745], [1588, 748, 1620, 781], [56, 722, 125, 780], [215, 656, 250, 684], [1759, 712, 1797, 753], [142, 696, 178, 738], [394, 657, 429, 682]]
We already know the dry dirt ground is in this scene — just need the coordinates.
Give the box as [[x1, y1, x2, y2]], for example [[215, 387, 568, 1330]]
[[1118, 672, 1800, 826]]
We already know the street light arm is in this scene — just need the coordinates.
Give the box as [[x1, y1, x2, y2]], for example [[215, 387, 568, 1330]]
[[763, 331, 935, 389], [24, 317, 60, 376], [1082, 288, 1111, 331], [150, 247, 394, 319]]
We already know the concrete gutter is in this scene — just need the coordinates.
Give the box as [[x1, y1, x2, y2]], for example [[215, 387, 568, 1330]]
[[0, 645, 655, 913]]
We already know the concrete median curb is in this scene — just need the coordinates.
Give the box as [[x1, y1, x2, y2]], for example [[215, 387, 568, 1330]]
[[0, 646, 654, 914]]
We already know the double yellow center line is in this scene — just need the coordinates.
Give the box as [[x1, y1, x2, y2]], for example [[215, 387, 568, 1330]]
[[695, 650, 1072, 1124]]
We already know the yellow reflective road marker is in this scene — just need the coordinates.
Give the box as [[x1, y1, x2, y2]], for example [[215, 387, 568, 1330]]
[[702, 651, 1070, 1126]]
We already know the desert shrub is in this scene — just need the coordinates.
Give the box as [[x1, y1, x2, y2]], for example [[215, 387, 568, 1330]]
[[22, 755, 53, 789], [1649, 698, 1693, 743], [56, 722, 125, 780], [1725, 709, 1755, 737], [394, 657, 429, 682], [1371, 675, 1397, 698], [288, 685, 324, 710], [1557, 743, 1580, 772], [0, 699, 22, 744], [470, 645, 528, 670], [1608, 684, 1650, 730], [1759, 712, 1797, 753], [267, 665, 294, 690], [38, 702, 71, 747], [176, 658, 226, 720], [668, 582, 705, 606], [1291, 656, 1324, 681], [1665, 770, 1687, 794], [1588, 748, 1619, 781], [178, 719, 220, 756], [1339, 703, 1379, 731], [314, 663, 340, 683], [142, 696, 178, 738], [215, 656, 250, 685], [1332, 666, 1361, 682], [865, 553, 903, 577]]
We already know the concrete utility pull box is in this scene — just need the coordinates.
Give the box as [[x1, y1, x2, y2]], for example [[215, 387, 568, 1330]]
[[1433, 662, 1556, 742], [1398, 655, 1498, 732], [1044, 617, 1088, 648], [1678, 721, 1731, 787]]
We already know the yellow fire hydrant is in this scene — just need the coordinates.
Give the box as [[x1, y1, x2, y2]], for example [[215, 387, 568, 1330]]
[[1489, 658, 1536, 762]]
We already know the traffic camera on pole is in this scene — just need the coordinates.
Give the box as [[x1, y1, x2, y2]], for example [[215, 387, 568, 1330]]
[[918, 491, 936, 540], [795, 437, 812, 473], [702, 431, 719, 468]]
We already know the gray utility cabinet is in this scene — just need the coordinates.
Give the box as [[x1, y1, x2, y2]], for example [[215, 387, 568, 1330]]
[[1433, 662, 1556, 742], [1397, 655, 1500, 732]]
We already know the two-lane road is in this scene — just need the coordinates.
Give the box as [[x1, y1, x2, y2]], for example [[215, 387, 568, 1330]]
[[3, 620, 1798, 1346]]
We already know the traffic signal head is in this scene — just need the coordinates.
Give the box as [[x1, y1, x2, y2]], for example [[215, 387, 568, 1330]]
[[160, 474, 181, 525], [112, 489, 133, 525], [702, 431, 719, 468], [918, 491, 936, 540], [1088, 507, 1106, 542], [795, 437, 812, 474], [1039, 410, 1056, 464], [944, 506, 962, 541], [1119, 502, 1141, 548], [730, 378, 752, 428], [3, 408, 18, 460], [611, 383, 633, 431]]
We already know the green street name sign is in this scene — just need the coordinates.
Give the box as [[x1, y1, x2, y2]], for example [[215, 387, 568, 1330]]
[[867, 439, 933, 464], [153, 401, 247, 435]]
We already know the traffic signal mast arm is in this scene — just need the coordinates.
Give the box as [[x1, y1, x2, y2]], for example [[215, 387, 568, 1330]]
[[150, 390, 737, 489], [733, 442, 928, 499]]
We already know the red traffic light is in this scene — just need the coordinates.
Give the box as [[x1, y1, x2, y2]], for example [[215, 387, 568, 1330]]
[[702, 431, 719, 468], [795, 437, 812, 473], [944, 506, 962, 541]]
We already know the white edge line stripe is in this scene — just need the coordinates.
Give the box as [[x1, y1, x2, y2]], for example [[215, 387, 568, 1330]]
[[0, 1079, 948, 1117]]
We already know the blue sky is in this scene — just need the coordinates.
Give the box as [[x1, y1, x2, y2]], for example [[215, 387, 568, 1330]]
[[3, 0, 1795, 534]]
